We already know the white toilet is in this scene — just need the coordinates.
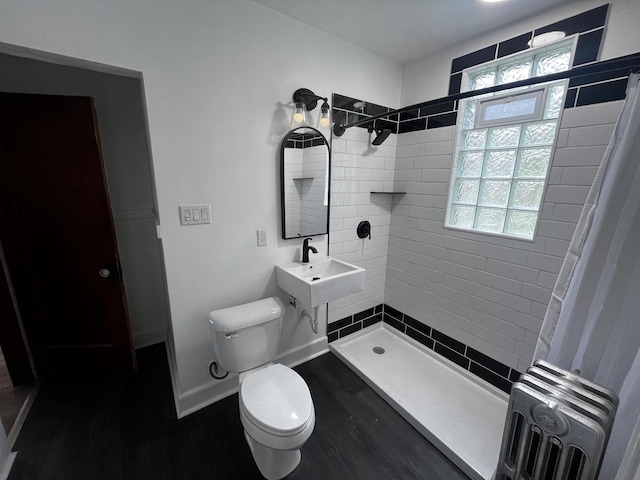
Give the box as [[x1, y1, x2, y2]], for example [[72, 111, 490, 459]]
[[208, 297, 315, 480]]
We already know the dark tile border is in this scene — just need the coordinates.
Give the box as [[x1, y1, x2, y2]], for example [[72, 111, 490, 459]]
[[575, 77, 628, 106], [328, 303, 522, 395], [573, 28, 604, 66], [448, 5, 610, 95], [334, 7, 614, 142], [334, 93, 458, 136], [534, 5, 609, 38], [497, 32, 534, 59], [328, 306, 383, 339], [332, 94, 399, 135]]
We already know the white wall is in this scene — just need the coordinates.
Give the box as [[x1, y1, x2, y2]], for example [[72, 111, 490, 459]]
[[0, 53, 168, 348], [401, 0, 640, 105], [0, 0, 402, 415], [0, 420, 15, 480]]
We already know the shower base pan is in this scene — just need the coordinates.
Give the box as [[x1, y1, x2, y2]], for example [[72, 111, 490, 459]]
[[330, 324, 509, 480]]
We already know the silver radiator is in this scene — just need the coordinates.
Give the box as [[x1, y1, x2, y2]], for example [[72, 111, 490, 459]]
[[496, 360, 618, 480]]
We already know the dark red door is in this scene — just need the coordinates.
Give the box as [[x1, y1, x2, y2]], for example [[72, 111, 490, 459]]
[[0, 93, 136, 377]]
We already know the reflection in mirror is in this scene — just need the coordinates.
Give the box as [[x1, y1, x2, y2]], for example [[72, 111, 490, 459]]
[[281, 127, 330, 239]]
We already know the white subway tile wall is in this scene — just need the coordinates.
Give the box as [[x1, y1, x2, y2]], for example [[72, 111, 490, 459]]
[[300, 145, 329, 235], [283, 148, 303, 238], [328, 127, 397, 322], [383, 100, 622, 371]]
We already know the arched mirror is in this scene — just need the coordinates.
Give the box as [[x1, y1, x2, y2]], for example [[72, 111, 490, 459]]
[[280, 127, 330, 239]]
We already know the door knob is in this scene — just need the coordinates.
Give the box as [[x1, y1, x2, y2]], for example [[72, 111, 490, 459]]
[[100, 261, 121, 285]]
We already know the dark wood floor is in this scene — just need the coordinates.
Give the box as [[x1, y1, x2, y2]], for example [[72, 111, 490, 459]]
[[9, 344, 469, 480]]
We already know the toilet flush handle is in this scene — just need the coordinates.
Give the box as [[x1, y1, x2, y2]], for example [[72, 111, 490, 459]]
[[224, 332, 238, 339]]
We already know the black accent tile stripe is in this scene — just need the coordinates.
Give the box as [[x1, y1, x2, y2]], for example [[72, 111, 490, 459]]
[[340, 322, 362, 338], [399, 110, 419, 121], [451, 45, 497, 73], [354, 307, 375, 322], [432, 329, 466, 354], [384, 305, 403, 320], [448, 72, 462, 96], [333, 93, 362, 111], [383, 314, 405, 333], [576, 78, 628, 106], [427, 112, 457, 129], [569, 68, 627, 88], [330, 304, 519, 394], [375, 119, 399, 134], [564, 88, 578, 109], [398, 118, 427, 134], [434, 343, 470, 370], [348, 111, 371, 127], [328, 315, 352, 333], [497, 32, 533, 59], [573, 29, 604, 66], [469, 362, 512, 394], [446, 5, 609, 117], [509, 369, 522, 382], [333, 93, 400, 136], [535, 4, 608, 38], [406, 327, 434, 350], [364, 102, 389, 116], [332, 109, 347, 127], [419, 101, 456, 118], [404, 315, 431, 336], [363, 313, 382, 328], [467, 347, 510, 378]]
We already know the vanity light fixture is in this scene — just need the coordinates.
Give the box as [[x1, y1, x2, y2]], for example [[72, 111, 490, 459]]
[[290, 88, 331, 129]]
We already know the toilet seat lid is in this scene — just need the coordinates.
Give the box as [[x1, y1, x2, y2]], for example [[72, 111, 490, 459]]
[[240, 364, 313, 434]]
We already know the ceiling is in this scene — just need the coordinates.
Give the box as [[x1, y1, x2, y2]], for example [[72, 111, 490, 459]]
[[252, 0, 574, 65]]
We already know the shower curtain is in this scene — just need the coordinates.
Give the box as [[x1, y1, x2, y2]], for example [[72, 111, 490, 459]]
[[533, 74, 640, 479]]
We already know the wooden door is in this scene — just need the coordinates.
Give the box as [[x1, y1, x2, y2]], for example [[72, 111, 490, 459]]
[[0, 93, 136, 377]]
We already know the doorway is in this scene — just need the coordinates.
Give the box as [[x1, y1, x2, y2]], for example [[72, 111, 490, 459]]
[[1, 92, 137, 377], [0, 49, 171, 436]]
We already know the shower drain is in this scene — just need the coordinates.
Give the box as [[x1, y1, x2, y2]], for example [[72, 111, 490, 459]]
[[372, 346, 385, 354]]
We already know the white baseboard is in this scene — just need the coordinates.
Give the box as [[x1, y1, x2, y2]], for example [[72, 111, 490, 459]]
[[0, 452, 16, 480], [175, 337, 329, 419], [134, 327, 166, 349]]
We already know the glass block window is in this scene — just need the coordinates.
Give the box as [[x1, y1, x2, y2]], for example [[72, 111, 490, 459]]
[[445, 40, 574, 239]]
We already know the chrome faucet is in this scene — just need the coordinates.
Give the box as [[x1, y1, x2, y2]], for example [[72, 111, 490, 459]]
[[302, 237, 318, 263]]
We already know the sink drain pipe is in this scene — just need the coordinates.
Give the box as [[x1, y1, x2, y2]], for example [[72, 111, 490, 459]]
[[301, 306, 319, 334]]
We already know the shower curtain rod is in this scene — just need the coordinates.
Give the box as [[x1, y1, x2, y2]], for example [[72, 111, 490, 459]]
[[332, 52, 640, 137]]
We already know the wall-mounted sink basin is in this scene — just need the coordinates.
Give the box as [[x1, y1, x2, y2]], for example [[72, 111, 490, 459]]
[[276, 257, 365, 308]]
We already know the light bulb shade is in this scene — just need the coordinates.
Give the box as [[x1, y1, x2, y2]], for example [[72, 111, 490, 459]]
[[290, 100, 309, 127], [317, 101, 331, 128]]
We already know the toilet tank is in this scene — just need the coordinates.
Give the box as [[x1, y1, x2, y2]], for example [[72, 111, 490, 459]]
[[208, 297, 285, 373]]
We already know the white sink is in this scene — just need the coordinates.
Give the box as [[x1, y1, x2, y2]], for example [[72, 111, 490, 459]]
[[275, 257, 365, 308]]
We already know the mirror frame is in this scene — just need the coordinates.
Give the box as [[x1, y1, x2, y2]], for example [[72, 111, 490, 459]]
[[280, 126, 331, 240]]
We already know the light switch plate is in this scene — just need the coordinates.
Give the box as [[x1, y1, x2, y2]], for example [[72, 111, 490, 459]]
[[179, 205, 211, 225], [257, 229, 267, 246]]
